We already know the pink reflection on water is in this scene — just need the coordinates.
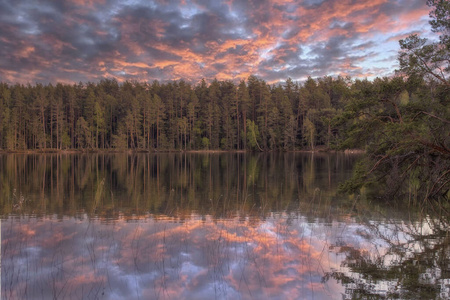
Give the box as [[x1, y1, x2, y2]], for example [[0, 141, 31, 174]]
[[2, 214, 350, 300]]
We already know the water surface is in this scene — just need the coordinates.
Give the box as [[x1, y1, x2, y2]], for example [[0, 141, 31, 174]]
[[1, 153, 449, 299]]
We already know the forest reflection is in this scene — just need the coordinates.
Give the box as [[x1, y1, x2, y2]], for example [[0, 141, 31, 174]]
[[1, 153, 449, 299], [0, 152, 359, 219]]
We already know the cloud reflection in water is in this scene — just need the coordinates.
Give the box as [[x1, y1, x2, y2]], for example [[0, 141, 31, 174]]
[[3, 213, 351, 300]]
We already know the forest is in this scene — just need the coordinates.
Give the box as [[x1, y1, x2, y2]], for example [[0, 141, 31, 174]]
[[0, 75, 360, 152], [0, 0, 448, 200], [0, 74, 446, 153]]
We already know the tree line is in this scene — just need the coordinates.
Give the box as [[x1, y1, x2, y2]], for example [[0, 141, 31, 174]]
[[0, 75, 355, 152], [0, 73, 447, 152]]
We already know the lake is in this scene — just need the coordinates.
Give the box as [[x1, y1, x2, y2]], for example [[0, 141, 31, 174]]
[[1, 153, 449, 299]]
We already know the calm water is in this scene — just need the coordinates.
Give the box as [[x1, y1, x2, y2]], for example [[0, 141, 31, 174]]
[[1, 153, 449, 300]]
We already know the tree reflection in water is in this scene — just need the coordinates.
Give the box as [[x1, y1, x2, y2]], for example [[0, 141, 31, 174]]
[[323, 200, 450, 299], [1, 153, 449, 299]]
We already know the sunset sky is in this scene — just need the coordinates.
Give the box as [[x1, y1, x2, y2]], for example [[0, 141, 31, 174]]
[[0, 0, 433, 84]]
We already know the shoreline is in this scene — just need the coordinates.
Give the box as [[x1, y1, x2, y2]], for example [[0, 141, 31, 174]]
[[0, 148, 365, 154]]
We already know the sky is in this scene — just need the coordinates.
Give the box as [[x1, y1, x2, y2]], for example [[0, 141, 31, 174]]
[[0, 0, 433, 85]]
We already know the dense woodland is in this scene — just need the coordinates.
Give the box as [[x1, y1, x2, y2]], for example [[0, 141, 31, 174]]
[[0, 0, 448, 200], [0, 75, 362, 152], [0, 74, 445, 152]]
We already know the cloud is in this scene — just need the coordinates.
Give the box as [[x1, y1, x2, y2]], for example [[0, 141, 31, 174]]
[[0, 0, 431, 84]]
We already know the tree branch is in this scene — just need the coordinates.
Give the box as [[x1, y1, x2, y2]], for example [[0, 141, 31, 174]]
[[421, 111, 450, 124], [381, 98, 403, 123], [368, 154, 389, 175], [428, 169, 450, 198], [414, 49, 450, 85]]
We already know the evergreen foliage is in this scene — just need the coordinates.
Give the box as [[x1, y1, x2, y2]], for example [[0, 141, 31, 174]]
[[0, 76, 353, 152], [339, 0, 449, 200]]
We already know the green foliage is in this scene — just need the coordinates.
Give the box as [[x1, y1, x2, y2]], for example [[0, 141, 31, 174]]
[[112, 130, 128, 149], [339, 75, 449, 199], [201, 137, 210, 149], [303, 115, 316, 150], [398, 0, 449, 85], [0, 75, 357, 152], [246, 120, 262, 151], [61, 131, 71, 149], [338, 1, 450, 201]]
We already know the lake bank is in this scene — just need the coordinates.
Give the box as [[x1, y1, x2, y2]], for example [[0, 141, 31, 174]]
[[0, 147, 365, 154]]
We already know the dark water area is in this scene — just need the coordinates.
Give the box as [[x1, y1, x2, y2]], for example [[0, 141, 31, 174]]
[[1, 153, 449, 299]]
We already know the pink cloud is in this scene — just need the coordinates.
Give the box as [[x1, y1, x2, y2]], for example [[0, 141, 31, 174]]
[[0, 0, 431, 83]]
